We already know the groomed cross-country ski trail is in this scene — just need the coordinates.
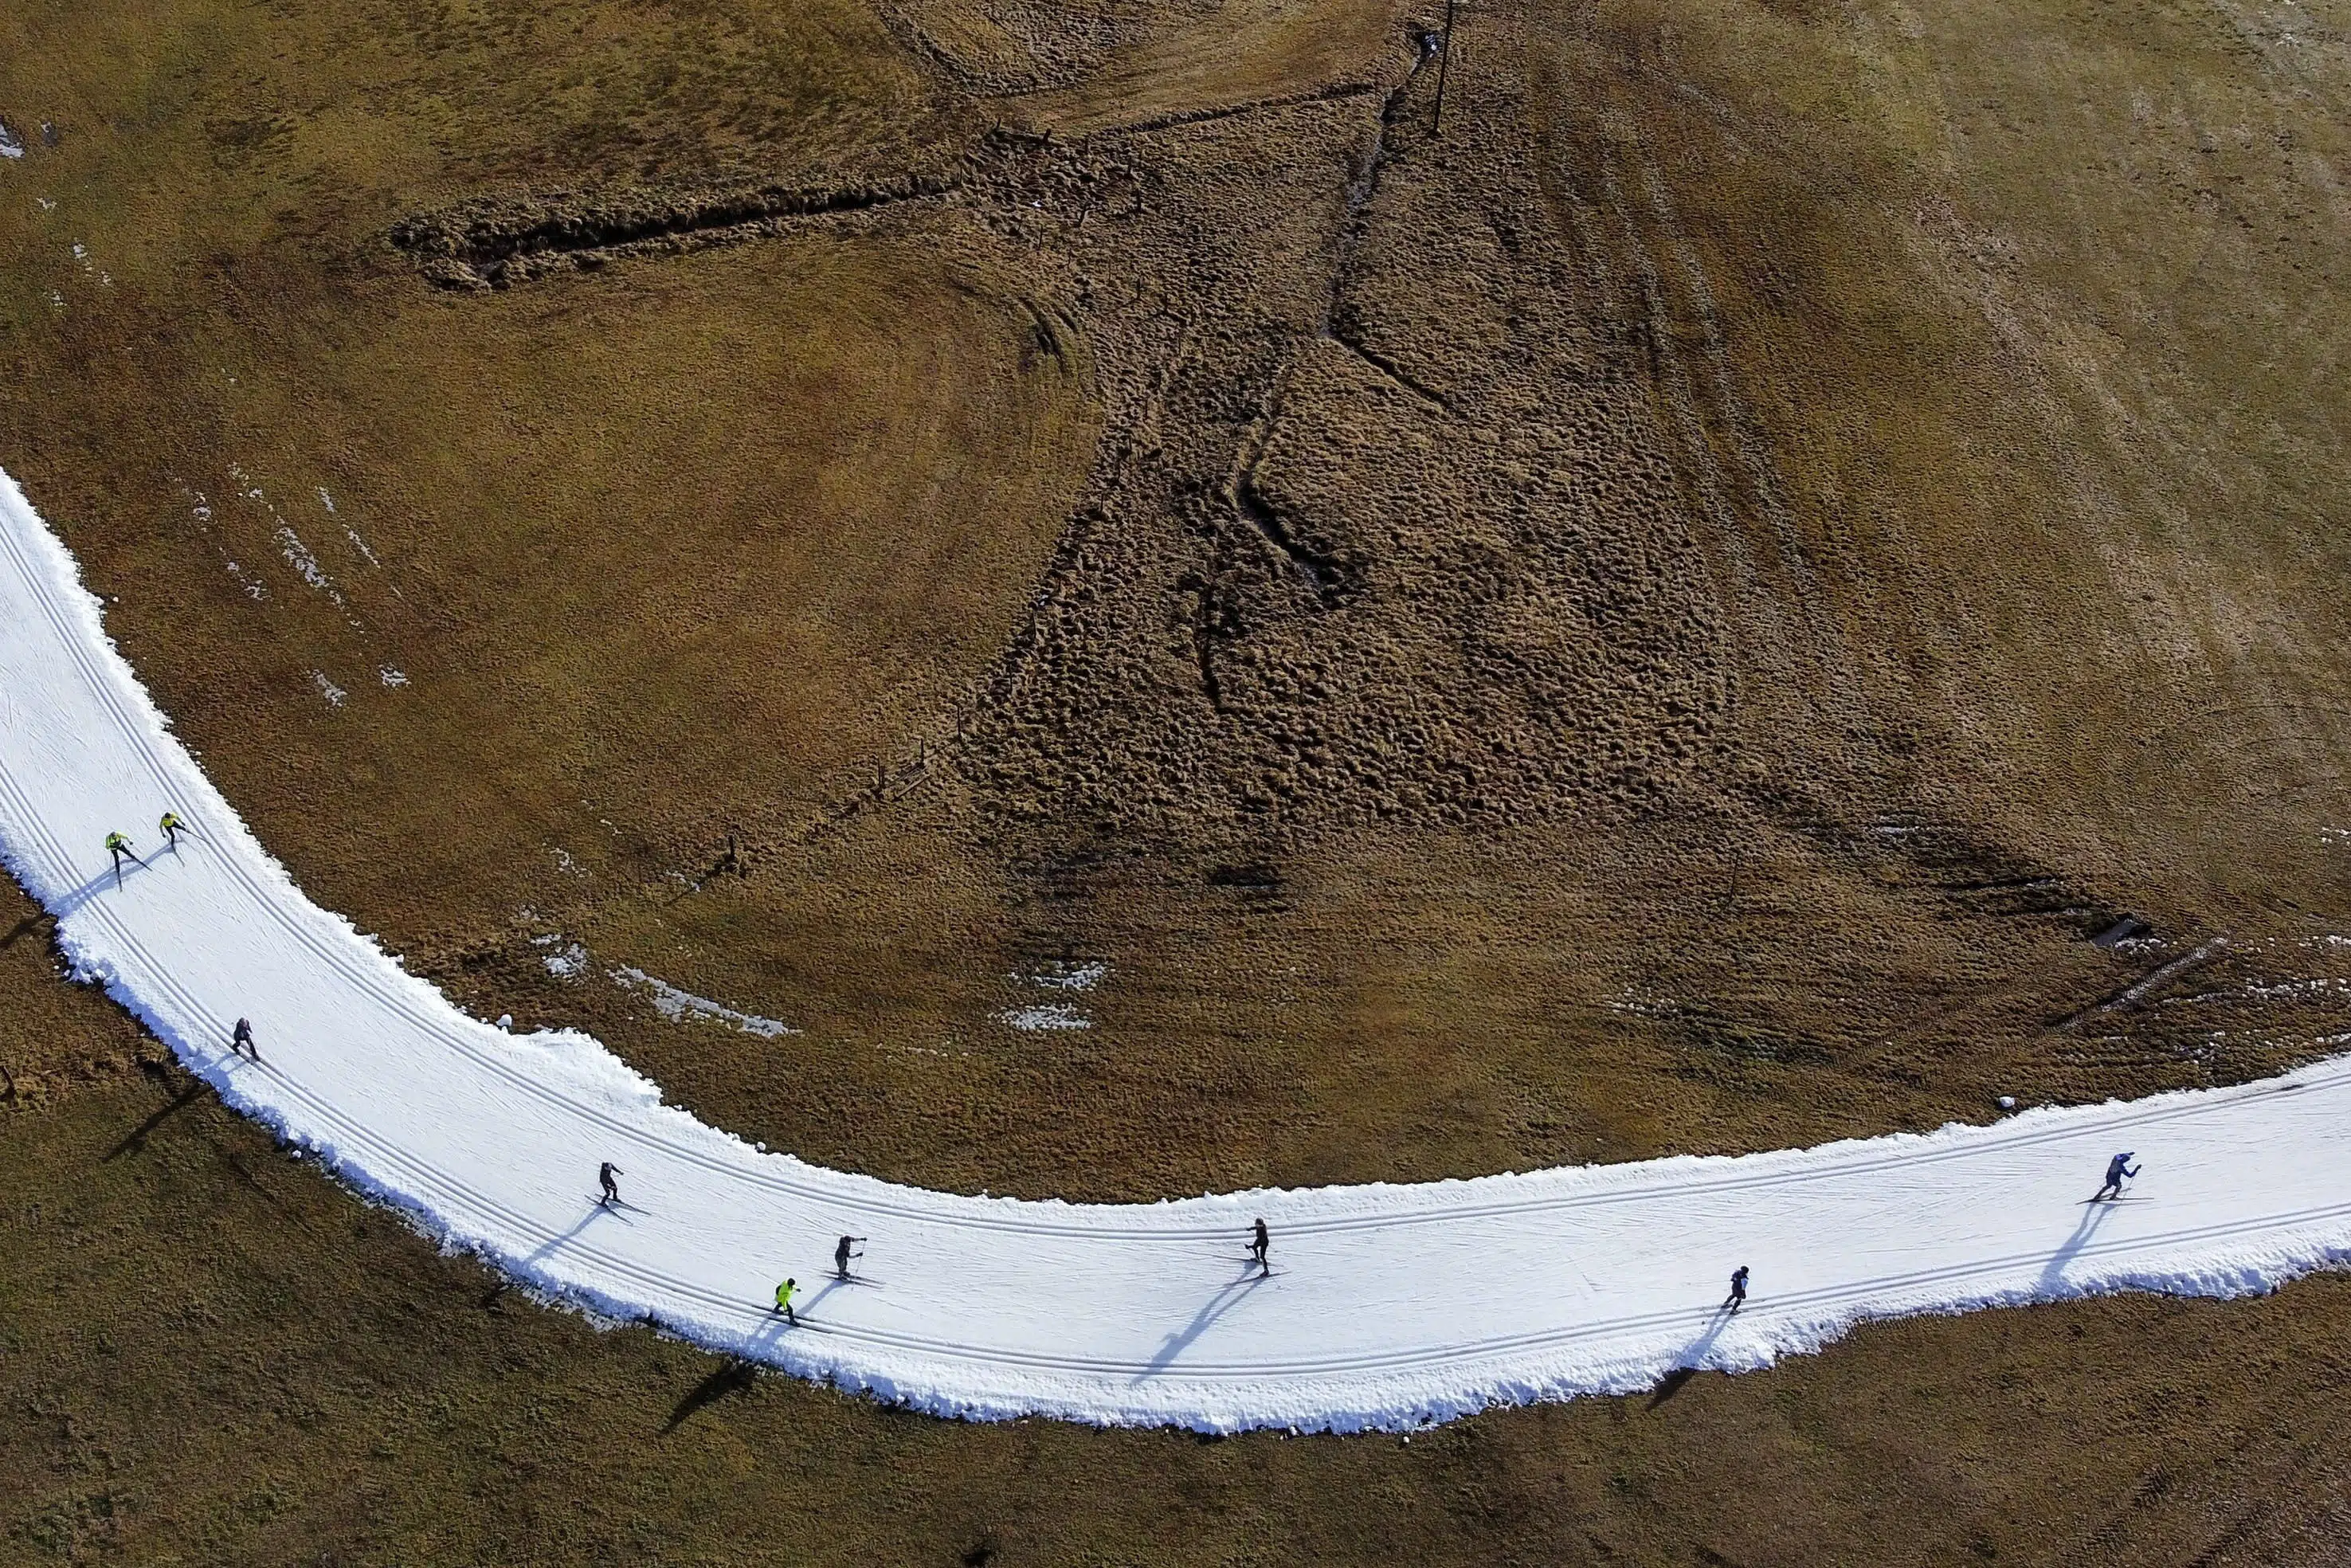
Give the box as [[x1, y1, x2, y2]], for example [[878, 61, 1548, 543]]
[[4, 464, 2350, 1433]]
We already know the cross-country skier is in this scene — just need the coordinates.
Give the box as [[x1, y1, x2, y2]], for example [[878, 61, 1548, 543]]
[[598, 1161, 623, 1207], [104, 831, 143, 886], [1250, 1217, 1271, 1275], [774, 1277, 797, 1324], [231, 1017, 258, 1060], [2094, 1151, 2140, 1201], [1724, 1265, 1750, 1311], [159, 811, 188, 850], [835, 1235, 866, 1282]]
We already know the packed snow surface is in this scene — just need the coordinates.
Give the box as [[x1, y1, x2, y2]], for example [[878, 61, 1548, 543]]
[[6, 467, 2351, 1432]]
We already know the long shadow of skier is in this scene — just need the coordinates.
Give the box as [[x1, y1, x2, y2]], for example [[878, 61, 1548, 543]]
[[661, 1358, 760, 1434], [2039, 1193, 2123, 1292], [652, 1311, 803, 1435], [799, 1277, 848, 1319], [103, 1076, 210, 1160], [1648, 1304, 1738, 1408], [1647, 1367, 1699, 1408], [742, 1308, 798, 1355], [523, 1201, 633, 1271], [0, 909, 56, 951], [1134, 1267, 1268, 1382], [51, 861, 147, 916]]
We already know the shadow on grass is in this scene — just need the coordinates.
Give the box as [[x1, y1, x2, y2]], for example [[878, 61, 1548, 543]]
[[1647, 1367, 1700, 1408], [103, 1076, 209, 1161], [663, 1358, 759, 1435], [0, 909, 57, 951]]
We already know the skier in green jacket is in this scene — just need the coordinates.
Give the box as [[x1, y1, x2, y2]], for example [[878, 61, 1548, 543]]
[[159, 811, 189, 850], [104, 831, 143, 886], [773, 1277, 798, 1325]]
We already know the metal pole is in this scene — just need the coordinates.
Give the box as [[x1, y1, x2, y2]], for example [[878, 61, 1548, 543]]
[[1432, 0, 1459, 136]]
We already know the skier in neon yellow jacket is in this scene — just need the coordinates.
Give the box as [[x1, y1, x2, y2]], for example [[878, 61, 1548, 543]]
[[104, 831, 143, 885]]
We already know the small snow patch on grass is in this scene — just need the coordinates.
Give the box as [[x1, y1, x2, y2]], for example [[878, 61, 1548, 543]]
[[1001, 1003, 1091, 1032], [312, 672, 347, 707], [1001, 959, 1107, 1029], [2239, 976, 2351, 1002], [542, 942, 589, 980], [1029, 959, 1109, 992], [275, 525, 337, 596], [1604, 988, 1677, 1019], [612, 966, 798, 1038]]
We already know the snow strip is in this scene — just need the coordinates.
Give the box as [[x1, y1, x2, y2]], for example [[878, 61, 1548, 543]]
[[5, 465, 2351, 1433], [611, 964, 798, 1039], [1001, 1002, 1092, 1031]]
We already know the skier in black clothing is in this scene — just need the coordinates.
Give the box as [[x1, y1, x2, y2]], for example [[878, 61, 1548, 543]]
[[2094, 1151, 2141, 1201], [1724, 1265, 1750, 1311], [598, 1161, 623, 1207], [835, 1234, 866, 1281], [1249, 1217, 1271, 1275], [230, 1017, 258, 1060]]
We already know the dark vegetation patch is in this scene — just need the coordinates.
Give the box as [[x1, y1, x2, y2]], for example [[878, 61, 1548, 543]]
[[389, 163, 982, 288]]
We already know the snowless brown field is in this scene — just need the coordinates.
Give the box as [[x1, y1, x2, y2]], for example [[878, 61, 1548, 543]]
[[2, 0, 2349, 1557]]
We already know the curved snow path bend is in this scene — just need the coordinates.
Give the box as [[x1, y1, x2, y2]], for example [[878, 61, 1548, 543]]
[[6, 470, 2351, 1434]]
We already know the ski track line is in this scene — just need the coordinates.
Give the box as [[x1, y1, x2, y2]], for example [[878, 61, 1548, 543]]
[[6, 465, 2351, 1432]]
